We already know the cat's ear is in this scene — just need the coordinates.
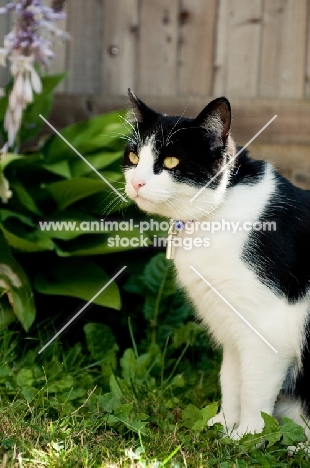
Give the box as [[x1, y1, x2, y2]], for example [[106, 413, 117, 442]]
[[127, 88, 157, 124], [194, 97, 231, 142]]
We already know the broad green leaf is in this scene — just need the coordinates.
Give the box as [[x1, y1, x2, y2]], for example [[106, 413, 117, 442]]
[[45, 177, 119, 210], [0, 223, 54, 252], [170, 374, 185, 388], [40, 160, 72, 179], [109, 374, 122, 398], [192, 403, 218, 431], [15, 368, 34, 388], [0, 297, 16, 328], [98, 393, 122, 413], [120, 348, 138, 383], [0, 232, 35, 330], [114, 402, 133, 421], [143, 253, 176, 297], [39, 73, 67, 95], [9, 179, 42, 215], [260, 412, 281, 446], [46, 374, 74, 393], [54, 228, 145, 256], [0, 365, 13, 381], [19, 93, 53, 143], [113, 402, 148, 433], [101, 351, 118, 382], [0, 209, 35, 226], [141, 253, 176, 321], [280, 417, 307, 446], [84, 323, 118, 360], [43, 110, 129, 163], [70, 151, 123, 177], [34, 258, 121, 310], [0, 153, 24, 170], [21, 387, 38, 402], [181, 404, 203, 430]]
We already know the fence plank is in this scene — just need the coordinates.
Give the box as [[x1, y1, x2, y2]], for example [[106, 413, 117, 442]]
[[65, 0, 102, 94], [214, 0, 262, 97], [138, 0, 179, 95], [48, 4, 68, 92], [102, 0, 138, 95], [260, 0, 307, 98], [178, 0, 217, 96]]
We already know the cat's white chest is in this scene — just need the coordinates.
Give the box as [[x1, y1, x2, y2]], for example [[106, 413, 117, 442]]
[[173, 224, 262, 346], [171, 167, 302, 352]]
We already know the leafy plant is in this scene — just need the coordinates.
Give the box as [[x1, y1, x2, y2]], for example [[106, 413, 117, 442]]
[[0, 73, 156, 329]]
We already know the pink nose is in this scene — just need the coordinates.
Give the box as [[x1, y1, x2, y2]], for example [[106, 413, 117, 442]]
[[132, 180, 146, 192]]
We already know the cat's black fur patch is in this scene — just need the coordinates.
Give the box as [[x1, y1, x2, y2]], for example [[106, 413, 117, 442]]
[[229, 148, 265, 186], [242, 171, 310, 302], [293, 319, 310, 417]]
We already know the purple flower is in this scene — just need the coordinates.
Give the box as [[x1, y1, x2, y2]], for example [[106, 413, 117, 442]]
[[0, 1, 69, 150]]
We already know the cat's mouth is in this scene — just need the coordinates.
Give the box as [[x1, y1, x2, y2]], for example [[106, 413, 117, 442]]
[[135, 193, 156, 205]]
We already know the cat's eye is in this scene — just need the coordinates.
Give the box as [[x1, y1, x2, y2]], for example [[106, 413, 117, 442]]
[[163, 156, 180, 169], [128, 151, 139, 165]]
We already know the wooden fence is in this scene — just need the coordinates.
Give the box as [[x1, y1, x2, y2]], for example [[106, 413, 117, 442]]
[[1, 0, 310, 98], [52, 0, 310, 98], [1, 0, 310, 186]]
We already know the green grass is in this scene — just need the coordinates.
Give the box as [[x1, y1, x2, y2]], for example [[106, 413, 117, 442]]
[[0, 254, 309, 467], [0, 322, 310, 468]]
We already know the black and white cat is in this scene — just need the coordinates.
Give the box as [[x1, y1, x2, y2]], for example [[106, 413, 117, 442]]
[[123, 89, 310, 441]]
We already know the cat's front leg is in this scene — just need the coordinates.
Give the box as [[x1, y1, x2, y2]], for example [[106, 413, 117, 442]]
[[230, 343, 289, 439], [208, 345, 240, 432]]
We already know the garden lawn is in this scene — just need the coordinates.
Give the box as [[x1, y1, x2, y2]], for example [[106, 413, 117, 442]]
[[0, 322, 310, 468]]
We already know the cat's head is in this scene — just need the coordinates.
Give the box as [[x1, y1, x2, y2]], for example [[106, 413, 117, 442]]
[[123, 90, 236, 220]]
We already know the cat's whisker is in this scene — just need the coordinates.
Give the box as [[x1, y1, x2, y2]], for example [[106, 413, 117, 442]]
[[119, 115, 140, 145], [166, 98, 192, 144], [101, 195, 125, 216]]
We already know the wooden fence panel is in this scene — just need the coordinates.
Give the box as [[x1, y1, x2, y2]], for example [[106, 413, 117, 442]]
[[138, 0, 179, 95], [214, 0, 262, 98], [101, 0, 139, 95], [178, 0, 217, 96], [64, 0, 102, 94], [259, 0, 307, 98], [48, 4, 67, 92], [1, 0, 310, 100]]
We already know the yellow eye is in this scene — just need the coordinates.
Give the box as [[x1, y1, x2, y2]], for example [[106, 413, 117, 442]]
[[128, 151, 139, 165], [163, 156, 180, 169]]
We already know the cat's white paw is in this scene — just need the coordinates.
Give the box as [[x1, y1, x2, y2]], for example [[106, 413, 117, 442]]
[[229, 420, 264, 440], [208, 411, 238, 432]]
